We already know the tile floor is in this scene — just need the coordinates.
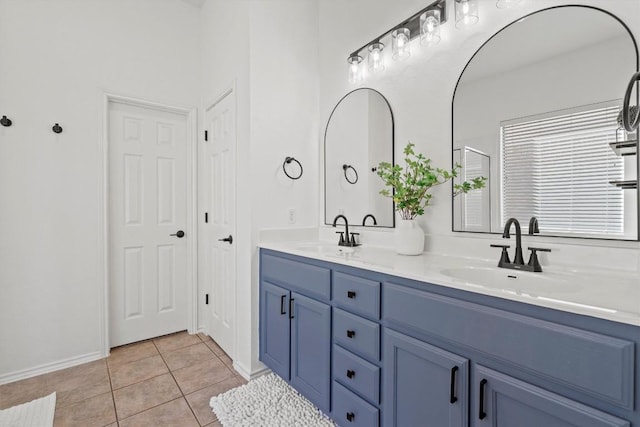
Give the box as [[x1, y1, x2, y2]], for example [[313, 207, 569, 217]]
[[0, 331, 247, 426]]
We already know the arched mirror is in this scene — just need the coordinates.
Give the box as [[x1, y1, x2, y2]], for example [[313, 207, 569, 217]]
[[325, 88, 395, 227], [452, 6, 639, 240]]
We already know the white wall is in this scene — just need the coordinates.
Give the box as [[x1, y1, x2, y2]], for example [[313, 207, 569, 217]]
[[318, 0, 640, 270], [199, 0, 319, 378], [0, 0, 200, 381]]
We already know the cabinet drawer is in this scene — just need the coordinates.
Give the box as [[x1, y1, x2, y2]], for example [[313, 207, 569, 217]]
[[333, 345, 380, 404], [333, 308, 380, 362], [383, 283, 635, 409], [261, 253, 330, 301], [333, 272, 380, 320], [332, 381, 379, 427]]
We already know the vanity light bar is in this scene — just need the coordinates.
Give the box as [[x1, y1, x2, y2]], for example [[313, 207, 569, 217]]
[[347, 0, 447, 65]]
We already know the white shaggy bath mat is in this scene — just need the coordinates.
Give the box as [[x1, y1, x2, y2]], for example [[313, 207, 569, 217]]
[[0, 392, 56, 427], [209, 373, 335, 427]]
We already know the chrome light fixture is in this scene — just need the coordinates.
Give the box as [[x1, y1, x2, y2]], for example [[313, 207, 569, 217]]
[[368, 42, 385, 73], [420, 9, 441, 46], [346, 0, 447, 80], [455, 0, 479, 28], [392, 28, 411, 60], [347, 54, 363, 84]]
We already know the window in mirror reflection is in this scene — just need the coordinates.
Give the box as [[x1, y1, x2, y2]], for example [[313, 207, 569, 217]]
[[500, 102, 629, 238]]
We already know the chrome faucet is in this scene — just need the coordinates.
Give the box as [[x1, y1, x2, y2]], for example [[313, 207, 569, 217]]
[[491, 217, 551, 272], [332, 215, 359, 247], [362, 214, 377, 226]]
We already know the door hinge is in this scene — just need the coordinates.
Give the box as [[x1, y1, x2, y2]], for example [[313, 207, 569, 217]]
[[205, 294, 209, 305], [204, 130, 208, 141], [205, 212, 208, 223]]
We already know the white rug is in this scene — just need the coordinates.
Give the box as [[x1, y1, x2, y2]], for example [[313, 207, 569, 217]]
[[210, 374, 335, 427], [0, 392, 56, 427]]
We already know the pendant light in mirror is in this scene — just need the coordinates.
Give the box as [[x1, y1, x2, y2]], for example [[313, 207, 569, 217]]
[[455, 0, 479, 28]]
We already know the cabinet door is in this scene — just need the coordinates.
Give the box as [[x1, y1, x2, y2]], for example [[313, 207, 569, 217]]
[[259, 281, 290, 380], [383, 328, 469, 427], [290, 292, 331, 414], [473, 366, 629, 427]]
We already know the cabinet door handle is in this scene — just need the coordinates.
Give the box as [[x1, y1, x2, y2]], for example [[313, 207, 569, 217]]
[[346, 330, 356, 338], [346, 412, 355, 422], [479, 378, 488, 420], [449, 366, 459, 404], [346, 369, 355, 379], [289, 298, 295, 319], [280, 295, 286, 315], [347, 291, 356, 299]]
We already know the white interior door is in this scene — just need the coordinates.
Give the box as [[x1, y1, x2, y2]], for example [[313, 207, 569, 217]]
[[202, 91, 236, 357], [109, 100, 189, 347]]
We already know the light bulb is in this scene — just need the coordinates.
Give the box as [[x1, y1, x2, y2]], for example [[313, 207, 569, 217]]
[[368, 42, 385, 72], [391, 29, 410, 61], [455, 0, 479, 28], [347, 54, 363, 84], [420, 10, 441, 46]]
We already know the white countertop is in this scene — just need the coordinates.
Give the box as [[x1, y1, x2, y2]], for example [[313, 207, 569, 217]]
[[259, 240, 640, 327]]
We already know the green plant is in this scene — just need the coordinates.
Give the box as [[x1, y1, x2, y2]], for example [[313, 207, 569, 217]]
[[377, 142, 486, 220]]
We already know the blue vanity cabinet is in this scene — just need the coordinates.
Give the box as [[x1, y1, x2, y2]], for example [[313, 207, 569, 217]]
[[383, 328, 469, 427], [259, 252, 332, 414], [259, 249, 639, 426], [472, 366, 629, 427], [290, 292, 331, 414], [259, 281, 290, 380]]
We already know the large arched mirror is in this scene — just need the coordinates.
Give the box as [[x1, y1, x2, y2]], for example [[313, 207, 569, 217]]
[[325, 88, 395, 227], [452, 6, 639, 240]]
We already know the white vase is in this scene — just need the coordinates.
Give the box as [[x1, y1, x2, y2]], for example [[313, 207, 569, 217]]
[[394, 219, 425, 255]]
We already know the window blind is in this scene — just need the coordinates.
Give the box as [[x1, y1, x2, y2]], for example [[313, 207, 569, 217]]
[[501, 103, 623, 236]]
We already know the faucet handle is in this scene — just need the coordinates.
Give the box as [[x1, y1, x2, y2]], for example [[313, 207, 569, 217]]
[[490, 244, 511, 267], [349, 232, 360, 247], [335, 231, 345, 245], [527, 247, 550, 272]]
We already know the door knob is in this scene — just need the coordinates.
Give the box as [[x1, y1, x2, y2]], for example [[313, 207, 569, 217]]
[[170, 230, 185, 238], [218, 235, 233, 244]]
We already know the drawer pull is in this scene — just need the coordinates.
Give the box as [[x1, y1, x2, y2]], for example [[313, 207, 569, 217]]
[[346, 369, 355, 379], [346, 330, 356, 338], [289, 298, 295, 320], [479, 379, 488, 420], [346, 412, 355, 422], [450, 366, 458, 404], [347, 291, 356, 299], [280, 295, 286, 315]]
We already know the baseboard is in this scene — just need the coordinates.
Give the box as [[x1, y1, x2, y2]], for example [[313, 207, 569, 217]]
[[232, 361, 270, 381], [0, 352, 104, 385]]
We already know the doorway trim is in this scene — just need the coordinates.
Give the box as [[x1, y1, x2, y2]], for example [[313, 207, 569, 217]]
[[100, 92, 198, 356]]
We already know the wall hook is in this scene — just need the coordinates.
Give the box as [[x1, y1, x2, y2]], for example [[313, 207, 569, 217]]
[[283, 156, 303, 180], [52, 123, 63, 134], [343, 164, 359, 184], [1, 116, 12, 127]]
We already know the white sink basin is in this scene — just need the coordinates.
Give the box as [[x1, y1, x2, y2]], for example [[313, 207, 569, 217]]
[[440, 266, 580, 295]]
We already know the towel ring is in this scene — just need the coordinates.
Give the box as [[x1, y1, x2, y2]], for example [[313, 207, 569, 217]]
[[622, 71, 640, 132], [52, 123, 63, 134], [283, 157, 303, 180], [343, 164, 358, 184]]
